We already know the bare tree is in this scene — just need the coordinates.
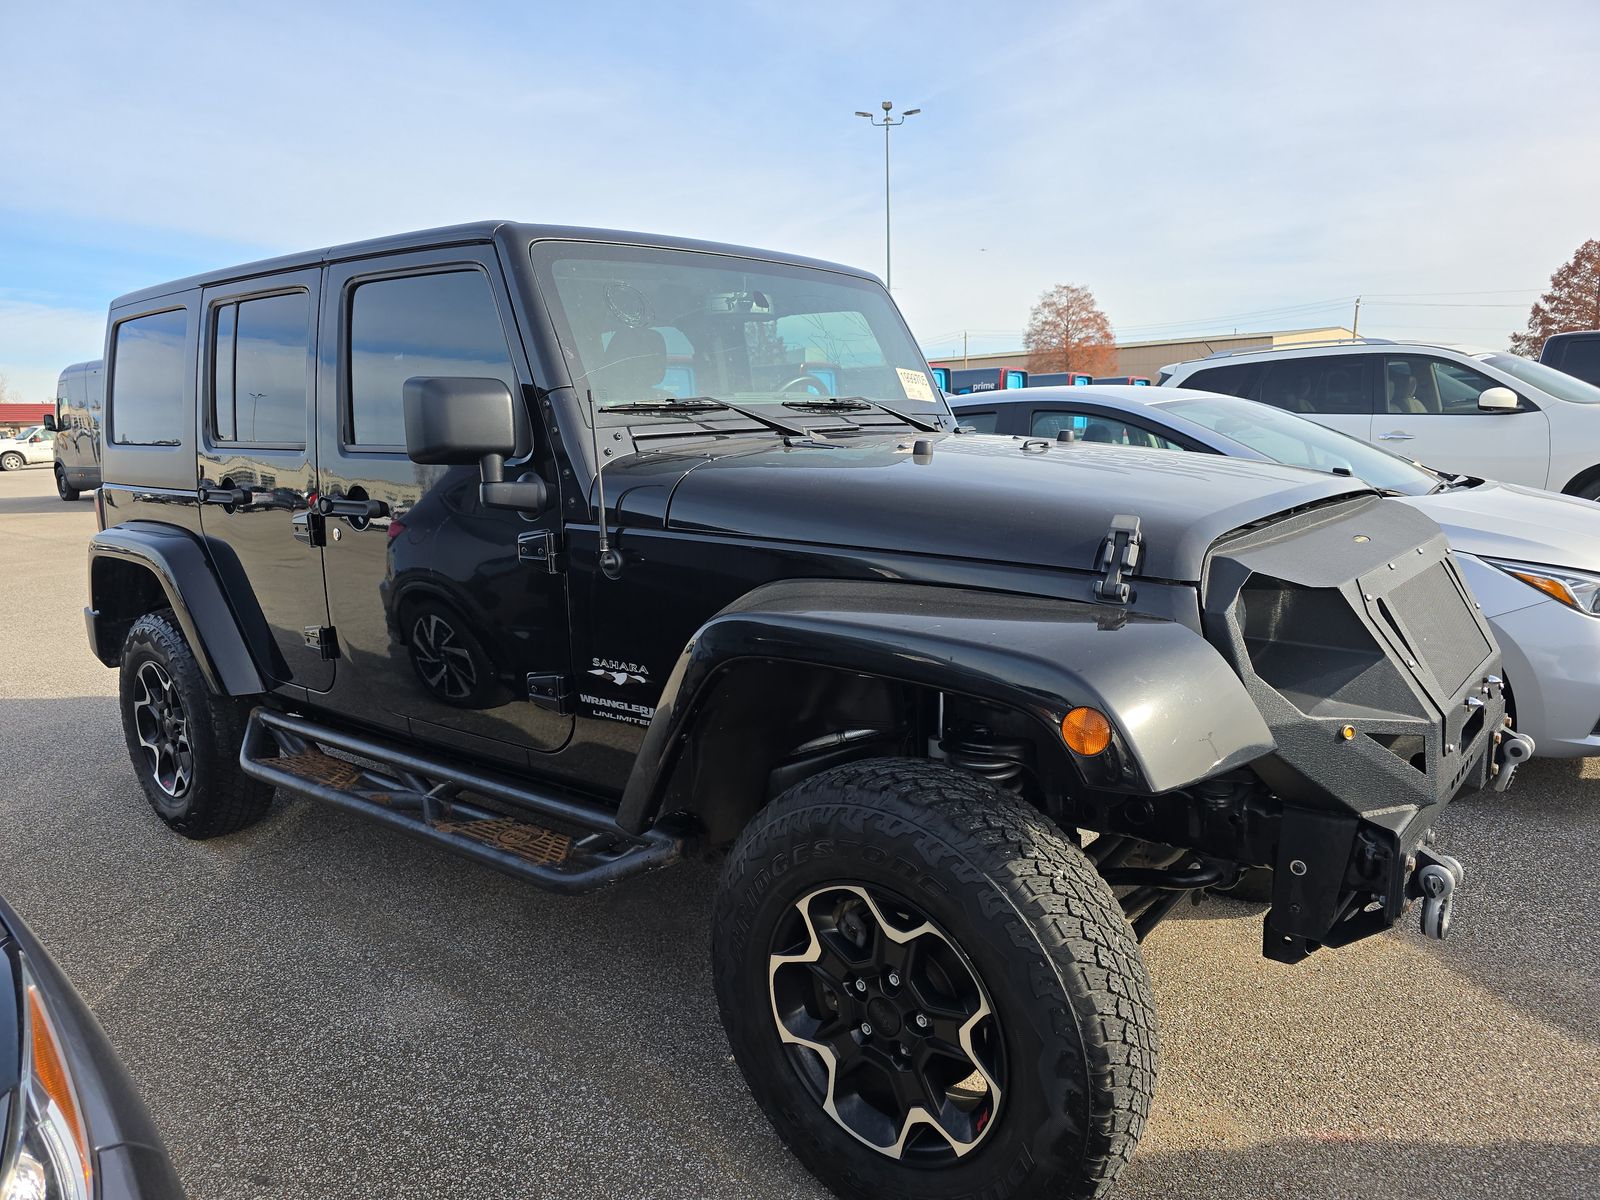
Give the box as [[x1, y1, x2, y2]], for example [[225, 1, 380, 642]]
[[1023, 284, 1117, 377], [0, 373, 16, 405], [1510, 238, 1600, 357]]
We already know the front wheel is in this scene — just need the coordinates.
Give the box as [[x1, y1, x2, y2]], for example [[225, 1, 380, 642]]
[[0, 452, 23, 472], [55, 465, 79, 501], [712, 759, 1157, 1200]]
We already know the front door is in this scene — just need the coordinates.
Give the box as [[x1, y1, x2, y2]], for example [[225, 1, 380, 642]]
[[196, 268, 334, 692], [1372, 354, 1551, 487], [314, 248, 573, 763]]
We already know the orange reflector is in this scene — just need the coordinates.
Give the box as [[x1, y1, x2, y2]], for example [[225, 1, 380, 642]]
[[27, 984, 93, 1193], [1061, 707, 1112, 756], [1340, 725, 1356, 741]]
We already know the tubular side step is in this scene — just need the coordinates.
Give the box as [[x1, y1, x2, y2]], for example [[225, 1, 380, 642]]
[[240, 707, 680, 894]]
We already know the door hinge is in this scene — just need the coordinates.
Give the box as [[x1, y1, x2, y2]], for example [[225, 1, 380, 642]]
[[302, 626, 340, 659], [291, 509, 326, 547], [1093, 514, 1143, 604], [516, 529, 564, 573], [526, 672, 575, 715]]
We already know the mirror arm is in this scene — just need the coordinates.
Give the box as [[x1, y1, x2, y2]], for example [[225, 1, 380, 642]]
[[478, 451, 547, 511]]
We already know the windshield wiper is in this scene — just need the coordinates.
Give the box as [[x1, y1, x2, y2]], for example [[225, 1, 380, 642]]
[[783, 395, 941, 433], [604, 399, 729, 413]]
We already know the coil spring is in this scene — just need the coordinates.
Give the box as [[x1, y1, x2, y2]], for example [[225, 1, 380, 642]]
[[941, 727, 1030, 789]]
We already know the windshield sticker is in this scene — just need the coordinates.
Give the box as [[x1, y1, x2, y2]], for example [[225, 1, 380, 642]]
[[897, 368, 936, 403]]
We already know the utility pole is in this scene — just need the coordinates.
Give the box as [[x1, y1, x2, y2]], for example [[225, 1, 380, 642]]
[[963, 331, 969, 369], [854, 101, 920, 291], [1352, 296, 1361, 338]]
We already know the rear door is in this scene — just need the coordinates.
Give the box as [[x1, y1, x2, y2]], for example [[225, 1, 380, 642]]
[[1252, 353, 1376, 444], [196, 268, 334, 692], [315, 248, 573, 763], [1374, 353, 1550, 486]]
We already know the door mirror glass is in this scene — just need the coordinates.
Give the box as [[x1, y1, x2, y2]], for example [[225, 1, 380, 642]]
[[1478, 386, 1519, 412], [402, 376, 517, 464], [42, 414, 57, 431]]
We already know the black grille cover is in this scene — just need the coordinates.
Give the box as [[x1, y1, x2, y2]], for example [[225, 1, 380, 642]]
[[1203, 494, 1502, 817]]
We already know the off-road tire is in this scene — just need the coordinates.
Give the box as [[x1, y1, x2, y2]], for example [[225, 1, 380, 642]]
[[0, 452, 23, 472], [119, 610, 272, 838], [712, 758, 1157, 1200], [55, 465, 79, 501]]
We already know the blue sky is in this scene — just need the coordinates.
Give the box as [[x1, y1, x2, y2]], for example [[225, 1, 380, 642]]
[[3, 0, 1598, 401]]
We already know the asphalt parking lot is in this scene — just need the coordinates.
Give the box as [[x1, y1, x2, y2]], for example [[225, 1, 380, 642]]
[[1, 462, 1597, 1199]]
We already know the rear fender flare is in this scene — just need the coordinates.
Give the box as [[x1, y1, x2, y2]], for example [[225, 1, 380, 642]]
[[616, 580, 1273, 833], [87, 522, 266, 695]]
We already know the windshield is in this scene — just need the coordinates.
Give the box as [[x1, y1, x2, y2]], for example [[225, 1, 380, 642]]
[[1159, 395, 1442, 495], [529, 241, 944, 416], [10, 426, 45, 440], [1477, 352, 1600, 404]]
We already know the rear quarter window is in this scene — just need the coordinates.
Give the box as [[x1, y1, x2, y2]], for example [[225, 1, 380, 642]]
[[110, 308, 189, 446], [1179, 362, 1264, 398]]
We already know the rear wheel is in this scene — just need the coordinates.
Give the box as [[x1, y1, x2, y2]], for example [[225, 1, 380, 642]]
[[55, 465, 79, 501], [712, 758, 1156, 1200], [1573, 478, 1600, 502], [0, 452, 23, 472], [119, 610, 272, 838]]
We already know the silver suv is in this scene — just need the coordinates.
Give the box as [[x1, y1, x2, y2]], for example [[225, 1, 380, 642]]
[[1162, 338, 1600, 500]]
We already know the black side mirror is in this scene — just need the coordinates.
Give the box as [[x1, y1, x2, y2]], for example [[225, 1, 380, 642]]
[[42, 414, 57, 431], [402, 377, 547, 511]]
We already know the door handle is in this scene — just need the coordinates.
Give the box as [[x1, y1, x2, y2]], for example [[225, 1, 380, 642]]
[[1378, 432, 1415, 441], [315, 495, 390, 520], [199, 484, 268, 507]]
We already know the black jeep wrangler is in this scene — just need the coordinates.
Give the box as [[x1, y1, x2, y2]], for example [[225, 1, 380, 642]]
[[84, 222, 1529, 1200]]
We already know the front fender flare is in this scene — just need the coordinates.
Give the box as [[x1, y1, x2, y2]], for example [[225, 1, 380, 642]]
[[617, 580, 1273, 833]]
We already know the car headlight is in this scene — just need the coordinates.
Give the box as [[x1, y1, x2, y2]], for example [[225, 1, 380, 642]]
[[1486, 558, 1600, 617], [2, 979, 93, 1200]]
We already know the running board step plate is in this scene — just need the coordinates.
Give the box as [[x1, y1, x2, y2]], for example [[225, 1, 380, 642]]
[[240, 707, 678, 894]]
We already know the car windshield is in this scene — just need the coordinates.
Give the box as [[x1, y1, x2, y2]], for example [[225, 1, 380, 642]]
[[529, 241, 945, 417], [1159, 395, 1443, 495], [13, 426, 44, 440], [1476, 352, 1600, 404]]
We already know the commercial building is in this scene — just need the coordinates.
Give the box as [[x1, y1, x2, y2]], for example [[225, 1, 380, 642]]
[[927, 326, 1357, 382]]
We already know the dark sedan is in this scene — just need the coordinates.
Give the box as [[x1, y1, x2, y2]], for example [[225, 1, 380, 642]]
[[1, 896, 183, 1199]]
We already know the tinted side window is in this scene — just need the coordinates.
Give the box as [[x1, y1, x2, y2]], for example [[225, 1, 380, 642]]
[[959, 410, 999, 433], [1180, 362, 1264, 398], [348, 270, 514, 448], [212, 292, 311, 445], [110, 308, 189, 445], [1030, 409, 1182, 449], [1258, 355, 1373, 415]]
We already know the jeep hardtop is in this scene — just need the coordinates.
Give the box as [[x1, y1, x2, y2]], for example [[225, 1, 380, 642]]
[[84, 221, 1530, 1200]]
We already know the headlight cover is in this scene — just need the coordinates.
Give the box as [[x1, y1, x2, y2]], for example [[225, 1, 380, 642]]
[[1, 978, 92, 1200], [1486, 558, 1600, 617]]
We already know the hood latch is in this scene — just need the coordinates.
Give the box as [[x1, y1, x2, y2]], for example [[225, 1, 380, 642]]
[[1094, 514, 1143, 604]]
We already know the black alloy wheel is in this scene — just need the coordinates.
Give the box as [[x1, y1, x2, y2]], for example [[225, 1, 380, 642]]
[[130, 660, 194, 799], [768, 883, 1004, 1162], [410, 611, 479, 701]]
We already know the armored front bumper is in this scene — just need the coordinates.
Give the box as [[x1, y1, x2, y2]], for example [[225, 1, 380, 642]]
[[1203, 496, 1520, 962]]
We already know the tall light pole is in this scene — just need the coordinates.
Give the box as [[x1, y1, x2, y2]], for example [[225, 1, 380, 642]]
[[855, 100, 920, 291]]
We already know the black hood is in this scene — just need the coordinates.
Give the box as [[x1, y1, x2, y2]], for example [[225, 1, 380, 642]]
[[607, 432, 1372, 582]]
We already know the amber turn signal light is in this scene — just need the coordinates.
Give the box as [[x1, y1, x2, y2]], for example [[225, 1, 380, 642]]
[[1061, 707, 1112, 756]]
